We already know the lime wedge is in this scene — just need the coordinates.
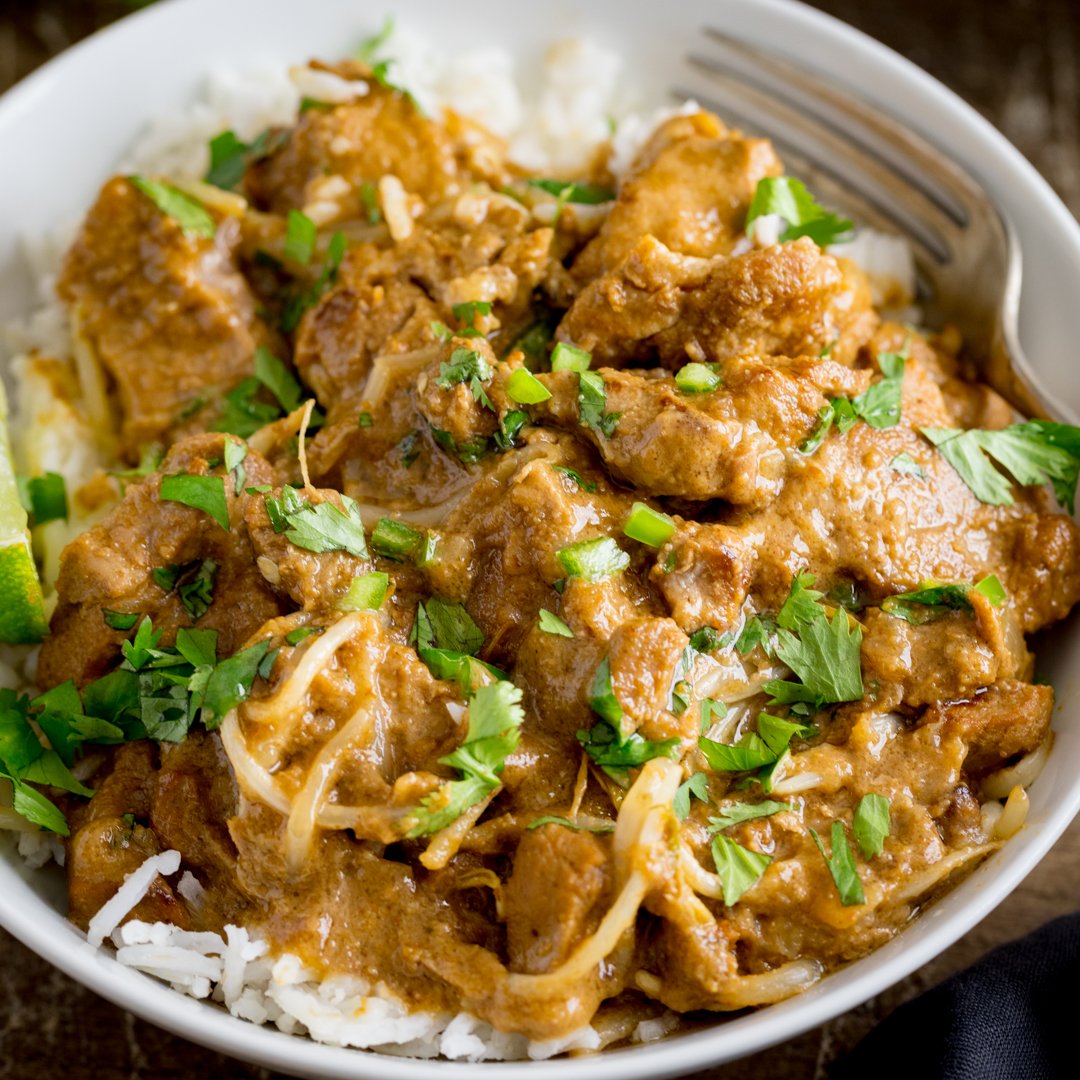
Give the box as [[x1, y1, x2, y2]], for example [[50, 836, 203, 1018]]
[[0, 380, 47, 644]]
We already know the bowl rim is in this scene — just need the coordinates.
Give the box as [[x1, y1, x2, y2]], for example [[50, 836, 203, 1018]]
[[2, 0, 1080, 1077]]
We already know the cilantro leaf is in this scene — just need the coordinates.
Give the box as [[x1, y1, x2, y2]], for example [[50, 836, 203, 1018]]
[[745, 177, 852, 246], [852, 793, 890, 859], [254, 346, 303, 413], [160, 474, 230, 531], [776, 571, 825, 631], [200, 639, 272, 729], [577, 657, 679, 784], [891, 452, 927, 479], [673, 771, 710, 821], [766, 606, 863, 706], [708, 799, 793, 833], [129, 176, 215, 239], [276, 494, 369, 557], [922, 420, 1080, 513], [801, 351, 906, 453], [526, 815, 615, 833], [810, 820, 865, 905], [281, 231, 347, 333], [526, 178, 615, 204], [214, 378, 281, 439], [711, 834, 772, 905], [735, 614, 777, 657], [881, 574, 1006, 625], [538, 608, 574, 638], [699, 732, 776, 772], [552, 465, 597, 493], [408, 681, 524, 836], [20, 471, 68, 526], [204, 127, 287, 191], [283, 209, 317, 265], [578, 371, 620, 437], [102, 609, 140, 632]]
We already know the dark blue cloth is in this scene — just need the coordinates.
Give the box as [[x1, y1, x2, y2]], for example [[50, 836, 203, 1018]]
[[832, 912, 1080, 1080]]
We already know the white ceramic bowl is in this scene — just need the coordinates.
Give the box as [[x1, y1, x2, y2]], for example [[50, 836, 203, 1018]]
[[3, 1, 1080, 1077]]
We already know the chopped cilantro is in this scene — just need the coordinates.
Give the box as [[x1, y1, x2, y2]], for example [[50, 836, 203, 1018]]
[[673, 771, 710, 820], [436, 347, 495, 411], [538, 608, 574, 638], [921, 420, 1080, 512], [552, 465, 597, 493], [160, 474, 230, 531], [283, 209, 317, 265], [408, 681, 524, 836], [576, 657, 679, 784], [745, 176, 852, 246], [281, 230, 347, 333], [881, 574, 1005, 624], [711, 835, 772, 905], [708, 799, 792, 833], [128, 176, 215, 239], [102, 609, 140, 632], [578, 371, 620, 437], [284, 626, 324, 646], [810, 820, 865, 906], [526, 815, 615, 833], [852, 793, 891, 859], [890, 452, 927, 479], [526, 178, 615, 204], [266, 493, 369, 557], [20, 472, 68, 526]]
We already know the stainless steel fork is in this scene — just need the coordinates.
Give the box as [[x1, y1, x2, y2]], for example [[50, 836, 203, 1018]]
[[674, 27, 1074, 425]]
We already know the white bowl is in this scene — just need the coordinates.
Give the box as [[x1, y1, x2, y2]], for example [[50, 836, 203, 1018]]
[[3, 1, 1080, 1077]]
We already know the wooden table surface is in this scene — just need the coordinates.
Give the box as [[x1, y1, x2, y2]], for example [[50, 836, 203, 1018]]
[[1, 2, 1078, 1077]]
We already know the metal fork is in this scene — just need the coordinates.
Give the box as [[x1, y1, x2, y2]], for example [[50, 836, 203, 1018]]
[[674, 28, 1074, 425]]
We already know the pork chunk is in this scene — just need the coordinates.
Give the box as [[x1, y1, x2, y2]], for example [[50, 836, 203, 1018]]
[[58, 177, 280, 454], [39, 434, 283, 688], [504, 824, 612, 975], [575, 111, 782, 281], [559, 236, 876, 369]]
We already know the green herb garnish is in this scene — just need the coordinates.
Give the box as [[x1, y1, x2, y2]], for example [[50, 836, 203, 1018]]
[[745, 176, 852, 247], [711, 835, 772, 905], [538, 608, 574, 638], [852, 793, 890, 859], [921, 420, 1080, 512], [129, 176, 215, 239], [578, 371, 620, 437], [810, 820, 865, 906], [160, 474, 230, 531]]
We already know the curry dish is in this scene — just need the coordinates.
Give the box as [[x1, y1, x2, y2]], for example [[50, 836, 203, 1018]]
[[10, 57, 1080, 1046]]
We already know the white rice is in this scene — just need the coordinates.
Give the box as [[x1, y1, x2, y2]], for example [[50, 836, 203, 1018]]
[[0, 17, 918, 1062], [82, 849, 600, 1060]]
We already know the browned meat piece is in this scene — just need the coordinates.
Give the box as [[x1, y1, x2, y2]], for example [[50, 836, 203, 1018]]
[[244, 486, 372, 611], [504, 824, 612, 975], [530, 359, 870, 505], [294, 195, 551, 409], [652, 522, 752, 634], [70, 741, 157, 827], [933, 679, 1053, 777], [293, 270, 441, 405], [66, 819, 188, 931], [644, 918, 740, 1013], [559, 236, 876, 369], [150, 734, 244, 909], [574, 111, 782, 281], [607, 617, 692, 742], [39, 434, 284, 688], [246, 71, 468, 212], [58, 177, 280, 454], [860, 604, 1029, 709]]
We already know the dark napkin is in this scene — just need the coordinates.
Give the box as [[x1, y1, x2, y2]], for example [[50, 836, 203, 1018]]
[[831, 912, 1080, 1080]]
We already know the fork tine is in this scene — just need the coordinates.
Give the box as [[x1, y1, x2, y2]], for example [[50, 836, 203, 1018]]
[[701, 28, 977, 229], [674, 61, 954, 265]]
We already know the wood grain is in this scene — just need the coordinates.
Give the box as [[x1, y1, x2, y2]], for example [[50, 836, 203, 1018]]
[[0, 2, 1077, 1077]]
